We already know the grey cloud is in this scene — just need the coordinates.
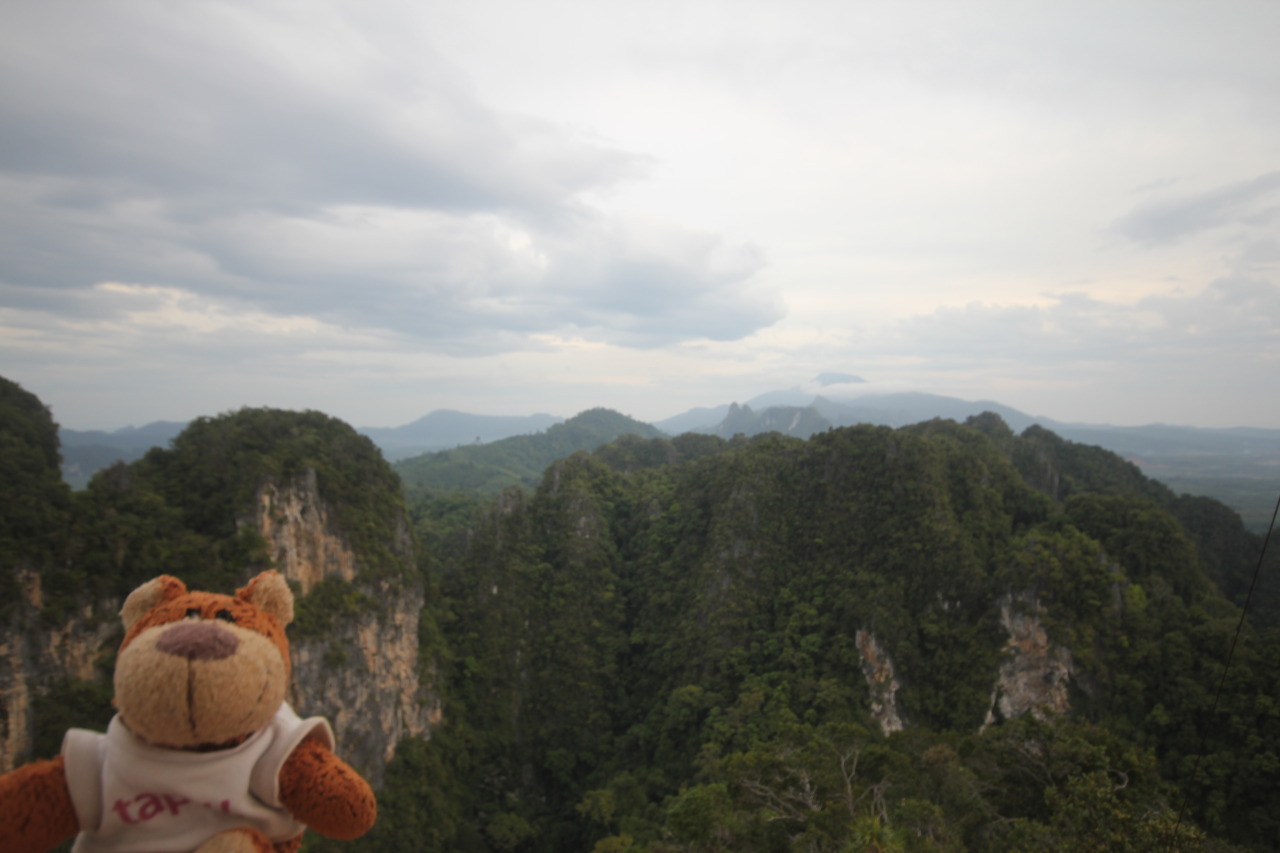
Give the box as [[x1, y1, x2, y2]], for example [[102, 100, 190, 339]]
[[1132, 177, 1181, 194], [0, 4, 642, 217], [192, 210, 777, 350], [0, 2, 777, 351], [0, 182, 777, 352], [1237, 240, 1280, 270], [531, 219, 778, 345], [886, 277, 1280, 370], [1113, 171, 1280, 244]]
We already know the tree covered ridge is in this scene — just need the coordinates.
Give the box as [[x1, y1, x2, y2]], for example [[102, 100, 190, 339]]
[[1, 396, 429, 783], [418, 415, 1279, 852], [0, 377, 73, 582], [3, 375, 1277, 851], [25, 406, 417, 627], [394, 407, 665, 498]]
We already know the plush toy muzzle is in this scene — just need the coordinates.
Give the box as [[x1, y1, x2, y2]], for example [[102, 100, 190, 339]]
[[114, 614, 289, 749]]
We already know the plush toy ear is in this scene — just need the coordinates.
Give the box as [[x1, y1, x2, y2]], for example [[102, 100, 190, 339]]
[[120, 575, 188, 632], [238, 570, 294, 627]]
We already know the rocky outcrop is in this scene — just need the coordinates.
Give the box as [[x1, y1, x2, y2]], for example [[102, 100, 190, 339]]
[[0, 570, 119, 773], [286, 576, 439, 786], [855, 629, 905, 735], [253, 472, 439, 787], [0, 614, 35, 774], [2, 470, 437, 788], [983, 594, 1073, 727], [257, 469, 358, 595], [714, 403, 832, 440]]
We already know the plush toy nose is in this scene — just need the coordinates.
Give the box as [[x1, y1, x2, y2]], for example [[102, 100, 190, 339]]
[[156, 621, 239, 661]]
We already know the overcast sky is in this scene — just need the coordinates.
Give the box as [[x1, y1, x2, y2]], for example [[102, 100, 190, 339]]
[[3, 0, 1278, 431]]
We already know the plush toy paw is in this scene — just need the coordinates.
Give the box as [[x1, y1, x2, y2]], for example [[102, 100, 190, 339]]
[[192, 827, 277, 853]]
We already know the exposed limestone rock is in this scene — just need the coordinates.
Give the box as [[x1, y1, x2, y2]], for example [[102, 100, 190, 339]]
[[256, 470, 358, 595], [983, 594, 1073, 727], [0, 571, 119, 773], [2, 469, 437, 788], [286, 574, 439, 787], [0, 631, 31, 774], [254, 471, 438, 787], [855, 629, 905, 735]]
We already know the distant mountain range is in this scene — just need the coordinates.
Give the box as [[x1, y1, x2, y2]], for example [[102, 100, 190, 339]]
[[356, 410, 563, 461], [393, 408, 664, 496], [59, 421, 188, 488], [56, 390, 1280, 530], [659, 390, 1280, 531], [661, 389, 1280, 460]]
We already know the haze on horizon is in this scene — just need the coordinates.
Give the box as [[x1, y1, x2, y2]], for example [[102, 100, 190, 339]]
[[2, 0, 1277, 432]]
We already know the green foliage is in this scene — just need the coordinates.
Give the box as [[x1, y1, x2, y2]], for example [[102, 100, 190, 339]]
[[395, 408, 665, 497], [411, 490, 488, 580], [333, 736, 463, 853], [1063, 494, 1209, 601], [1169, 494, 1277, 628], [999, 525, 1119, 655], [593, 434, 683, 473], [1011, 425, 1173, 504], [2, 394, 424, 770], [291, 575, 378, 639], [0, 377, 74, 608], [425, 414, 1277, 852], [138, 407, 411, 579], [61, 461, 258, 615], [32, 677, 115, 758], [5, 376, 1275, 853], [23, 407, 414, 629], [664, 783, 735, 848]]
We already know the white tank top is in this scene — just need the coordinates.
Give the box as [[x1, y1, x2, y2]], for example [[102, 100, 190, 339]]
[[61, 703, 334, 853]]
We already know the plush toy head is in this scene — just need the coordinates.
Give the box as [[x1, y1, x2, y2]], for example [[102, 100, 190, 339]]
[[114, 571, 294, 750]]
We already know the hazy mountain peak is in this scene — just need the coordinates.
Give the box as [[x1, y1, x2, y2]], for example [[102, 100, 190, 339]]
[[814, 371, 866, 386]]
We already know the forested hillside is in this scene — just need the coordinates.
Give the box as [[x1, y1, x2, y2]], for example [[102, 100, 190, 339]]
[[359, 410, 564, 462], [409, 416, 1279, 853], [3, 375, 1279, 852], [394, 407, 664, 497], [1, 378, 439, 815]]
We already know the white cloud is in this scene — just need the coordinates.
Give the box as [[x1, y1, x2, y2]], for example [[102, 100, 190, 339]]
[[3, 0, 1279, 430], [0, 0, 775, 354], [1113, 172, 1280, 244], [882, 279, 1279, 365]]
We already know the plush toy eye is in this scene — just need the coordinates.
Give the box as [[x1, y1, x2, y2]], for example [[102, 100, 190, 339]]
[[185, 608, 202, 619], [215, 609, 236, 623]]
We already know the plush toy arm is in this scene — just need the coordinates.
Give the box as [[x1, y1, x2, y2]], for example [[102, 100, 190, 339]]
[[278, 738, 376, 840], [0, 755, 80, 853]]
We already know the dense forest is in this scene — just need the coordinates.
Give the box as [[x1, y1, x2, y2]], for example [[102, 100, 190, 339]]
[[3, 375, 1279, 852], [397, 416, 1279, 853]]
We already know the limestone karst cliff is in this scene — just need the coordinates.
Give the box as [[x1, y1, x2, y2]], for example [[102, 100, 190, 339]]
[[983, 593, 1074, 727], [855, 628, 905, 735], [0, 570, 117, 773], [255, 470, 439, 785], [0, 403, 439, 788]]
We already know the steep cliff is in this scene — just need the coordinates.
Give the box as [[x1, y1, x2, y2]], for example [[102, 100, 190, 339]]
[[855, 629, 905, 734], [255, 470, 439, 784], [0, 378, 108, 773], [0, 571, 119, 772], [983, 594, 1074, 727], [0, 402, 439, 789]]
